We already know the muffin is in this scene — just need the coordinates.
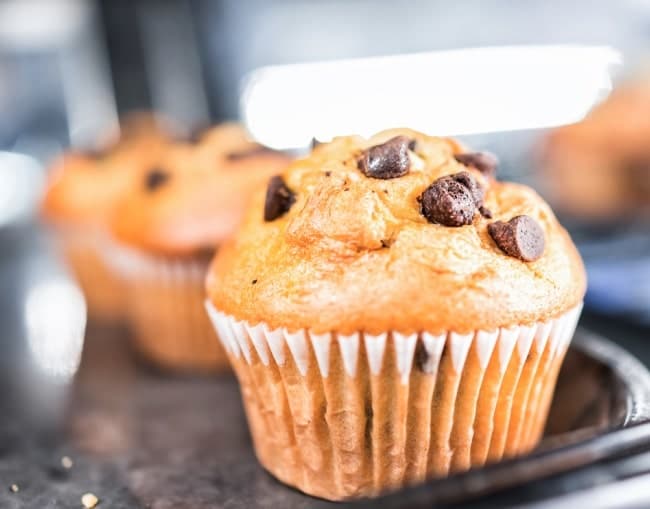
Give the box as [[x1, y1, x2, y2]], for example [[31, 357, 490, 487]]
[[205, 129, 586, 499], [109, 124, 291, 372], [41, 114, 172, 322], [541, 80, 650, 220]]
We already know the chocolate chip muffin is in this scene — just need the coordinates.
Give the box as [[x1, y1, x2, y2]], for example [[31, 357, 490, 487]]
[[541, 80, 650, 220], [41, 116, 171, 322], [109, 124, 291, 373], [205, 129, 586, 500]]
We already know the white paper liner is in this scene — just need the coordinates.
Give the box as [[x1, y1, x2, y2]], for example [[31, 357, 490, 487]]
[[205, 301, 582, 500], [49, 224, 124, 322], [104, 243, 228, 372], [207, 303, 581, 381]]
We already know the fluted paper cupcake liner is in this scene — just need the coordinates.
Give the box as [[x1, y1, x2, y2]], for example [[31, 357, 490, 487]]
[[105, 244, 228, 373], [205, 302, 582, 500], [50, 225, 124, 322]]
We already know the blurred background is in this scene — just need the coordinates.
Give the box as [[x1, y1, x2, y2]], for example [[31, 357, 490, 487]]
[[0, 0, 650, 508], [0, 0, 647, 413], [0, 0, 649, 321], [1, 0, 650, 506]]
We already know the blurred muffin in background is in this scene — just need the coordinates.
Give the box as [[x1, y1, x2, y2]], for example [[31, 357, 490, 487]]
[[540, 81, 650, 221], [109, 123, 291, 373], [41, 113, 174, 322]]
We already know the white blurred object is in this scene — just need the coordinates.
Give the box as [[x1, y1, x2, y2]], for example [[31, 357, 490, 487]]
[[24, 277, 86, 379], [0, 151, 45, 227], [241, 45, 622, 150], [0, 0, 88, 50]]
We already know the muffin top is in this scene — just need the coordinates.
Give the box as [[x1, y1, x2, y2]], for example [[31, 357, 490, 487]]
[[207, 129, 586, 335], [110, 124, 292, 256], [41, 114, 173, 227]]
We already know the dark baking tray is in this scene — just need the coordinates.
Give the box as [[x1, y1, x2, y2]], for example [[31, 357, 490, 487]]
[[1, 326, 649, 509], [2, 227, 650, 508]]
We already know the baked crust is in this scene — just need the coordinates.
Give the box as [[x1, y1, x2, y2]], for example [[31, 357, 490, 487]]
[[207, 128, 586, 334]]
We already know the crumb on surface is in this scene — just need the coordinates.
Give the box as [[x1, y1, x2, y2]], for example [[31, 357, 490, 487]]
[[81, 493, 99, 508], [61, 456, 74, 469], [9, 484, 19, 493]]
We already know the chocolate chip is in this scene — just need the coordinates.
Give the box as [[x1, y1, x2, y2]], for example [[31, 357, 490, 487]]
[[488, 215, 545, 262], [324, 171, 331, 177], [264, 175, 295, 221], [251, 279, 258, 285], [145, 168, 170, 191], [479, 205, 493, 218], [226, 145, 278, 161], [450, 171, 485, 208], [419, 177, 474, 226], [358, 136, 412, 179], [418, 171, 484, 227], [454, 152, 499, 178]]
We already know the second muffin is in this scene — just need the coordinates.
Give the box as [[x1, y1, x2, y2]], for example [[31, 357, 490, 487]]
[[41, 114, 172, 322], [206, 129, 586, 499], [110, 124, 291, 372]]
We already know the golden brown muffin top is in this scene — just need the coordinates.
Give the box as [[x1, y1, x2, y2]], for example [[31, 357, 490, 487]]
[[207, 128, 586, 335], [110, 124, 292, 256], [40, 115, 174, 227]]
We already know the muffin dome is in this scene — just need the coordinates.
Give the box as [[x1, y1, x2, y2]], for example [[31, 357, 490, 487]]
[[207, 128, 586, 334], [41, 115, 172, 226], [111, 124, 292, 256]]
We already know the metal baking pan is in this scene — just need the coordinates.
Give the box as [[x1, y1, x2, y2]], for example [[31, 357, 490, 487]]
[[1, 227, 650, 508]]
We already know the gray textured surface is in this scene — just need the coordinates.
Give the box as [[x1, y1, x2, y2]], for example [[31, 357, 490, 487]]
[[0, 323, 337, 509]]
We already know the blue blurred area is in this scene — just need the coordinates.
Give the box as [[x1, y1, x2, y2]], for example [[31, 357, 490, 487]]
[[578, 229, 650, 322], [0, 55, 68, 150]]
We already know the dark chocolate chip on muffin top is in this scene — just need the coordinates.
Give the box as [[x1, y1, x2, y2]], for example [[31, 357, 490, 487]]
[[264, 175, 295, 221], [358, 136, 413, 179], [418, 171, 485, 227], [454, 151, 499, 179], [488, 215, 545, 262]]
